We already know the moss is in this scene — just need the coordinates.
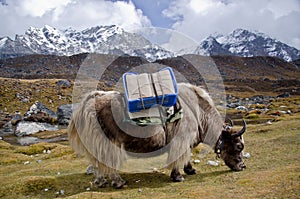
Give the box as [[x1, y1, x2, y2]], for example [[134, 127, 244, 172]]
[[0, 140, 15, 150], [15, 142, 57, 155], [245, 113, 259, 119], [21, 177, 58, 196]]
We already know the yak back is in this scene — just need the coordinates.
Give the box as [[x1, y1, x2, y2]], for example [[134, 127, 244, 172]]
[[92, 83, 223, 154]]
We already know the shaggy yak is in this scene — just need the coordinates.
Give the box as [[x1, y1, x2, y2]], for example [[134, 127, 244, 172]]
[[68, 83, 246, 188]]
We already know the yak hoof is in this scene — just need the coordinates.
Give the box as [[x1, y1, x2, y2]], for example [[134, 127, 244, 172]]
[[172, 175, 185, 182], [94, 177, 108, 188], [184, 167, 197, 175], [112, 179, 127, 189]]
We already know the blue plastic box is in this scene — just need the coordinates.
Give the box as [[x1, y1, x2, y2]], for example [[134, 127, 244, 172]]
[[123, 67, 178, 113]]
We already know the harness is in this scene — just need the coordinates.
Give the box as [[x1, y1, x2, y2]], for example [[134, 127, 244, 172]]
[[214, 134, 224, 159], [121, 67, 181, 144]]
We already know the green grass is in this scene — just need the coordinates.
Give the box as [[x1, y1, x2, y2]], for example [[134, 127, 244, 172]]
[[0, 78, 299, 198], [0, 113, 299, 198]]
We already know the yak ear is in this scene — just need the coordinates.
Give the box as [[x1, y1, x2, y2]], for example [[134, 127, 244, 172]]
[[221, 130, 232, 139]]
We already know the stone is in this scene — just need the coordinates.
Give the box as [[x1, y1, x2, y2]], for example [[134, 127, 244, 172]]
[[236, 106, 248, 112], [24, 161, 30, 165], [24, 101, 57, 123], [17, 137, 40, 145], [242, 152, 251, 159], [207, 160, 219, 166], [277, 92, 290, 98], [56, 80, 71, 89], [86, 164, 95, 175], [57, 103, 79, 125], [0, 121, 14, 136], [15, 121, 58, 136], [11, 111, 23, 126], [266, 120, 272, 125]]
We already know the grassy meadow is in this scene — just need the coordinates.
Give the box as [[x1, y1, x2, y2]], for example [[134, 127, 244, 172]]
[[0, 78, 299, 198]]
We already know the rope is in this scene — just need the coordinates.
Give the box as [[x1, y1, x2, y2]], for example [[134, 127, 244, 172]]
[[136, 75, 145, 110]]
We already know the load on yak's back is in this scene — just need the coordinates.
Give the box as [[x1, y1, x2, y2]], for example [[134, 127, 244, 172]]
[[67, 67, 247, 189], [122, 67, 179, 126]]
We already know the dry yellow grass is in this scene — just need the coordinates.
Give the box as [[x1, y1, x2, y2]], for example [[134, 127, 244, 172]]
[[0, 78, 299, 198], [0, 112, 299, 199]]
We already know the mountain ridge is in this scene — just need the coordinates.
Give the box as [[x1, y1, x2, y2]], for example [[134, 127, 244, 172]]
[[192, 29, 300, 61], [1, 25, 300, 61], [0, 25, 173, 61]]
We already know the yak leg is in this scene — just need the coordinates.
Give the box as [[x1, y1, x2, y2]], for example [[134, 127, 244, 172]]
[[170, 167, 185, 182], [94, 167, 108, 188], [184, 161, 197, 175], [109, 172, 127, 189], [90, 160, 108, 188]]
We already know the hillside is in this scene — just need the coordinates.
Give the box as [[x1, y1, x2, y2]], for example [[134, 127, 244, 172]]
[[0, 54, 299, 94]]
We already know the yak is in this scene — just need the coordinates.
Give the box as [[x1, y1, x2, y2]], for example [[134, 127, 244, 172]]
[[68, 83, 246, 188]]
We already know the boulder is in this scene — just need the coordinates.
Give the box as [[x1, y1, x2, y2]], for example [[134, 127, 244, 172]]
[[11, 112, 23, 126], [15, 121, 58, 137], [24, 101, 57, 123], [56, 80, 71, 89], [57, 103, 79, 125], [277, 92, 290, 98]]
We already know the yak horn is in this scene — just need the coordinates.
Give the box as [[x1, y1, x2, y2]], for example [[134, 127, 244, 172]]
[[226, 118, 234, 127], [231, 119, 246, 138]]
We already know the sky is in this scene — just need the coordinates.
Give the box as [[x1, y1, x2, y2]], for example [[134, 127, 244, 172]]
[[0, 0, 300, 49]]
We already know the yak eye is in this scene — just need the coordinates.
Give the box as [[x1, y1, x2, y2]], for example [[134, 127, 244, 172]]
[[235, 143, 244, 152]]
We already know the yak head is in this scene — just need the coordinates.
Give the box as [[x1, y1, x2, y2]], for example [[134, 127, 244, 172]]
[[215, 119, 246, 171]]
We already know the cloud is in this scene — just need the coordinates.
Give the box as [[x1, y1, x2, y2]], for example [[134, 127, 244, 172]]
[[0, 0, 151, 38], [163, 0, 300, 49]]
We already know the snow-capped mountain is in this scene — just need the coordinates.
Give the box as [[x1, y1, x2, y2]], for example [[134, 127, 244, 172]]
[[1, 26, 299, 62], [193, 29, 300, 61], [0, 25, 174, 61]]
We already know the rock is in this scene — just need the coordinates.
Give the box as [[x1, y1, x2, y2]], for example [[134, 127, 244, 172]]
[[242, 152, 251, 159], [153, 168, 159, 173], [266, 120, 272, 125], [24, 101, 57, 123], [11, 111, 23, 126], [15, 121, 58, 136], [236, 106, 248, 112], [0, 121, 14, 136], [57, 103, 79, 125], [277, 92, 290, 98], [227, 102, 241, 108], [17, 137, 40, 145], [21, 98, 30, 103], [0, 111, 12, 128], [56, 80, 71, 89], [24, 161, 30, 165], [207, 160, 219, 166], [86, 164, 95, 175]]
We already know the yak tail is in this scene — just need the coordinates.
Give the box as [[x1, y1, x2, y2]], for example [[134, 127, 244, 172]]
[[67, 91, 126, 174]]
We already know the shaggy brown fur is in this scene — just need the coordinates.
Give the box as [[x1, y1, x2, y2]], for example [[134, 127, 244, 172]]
[[68, 83, 245, 188]]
